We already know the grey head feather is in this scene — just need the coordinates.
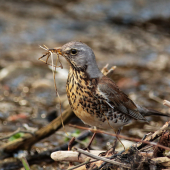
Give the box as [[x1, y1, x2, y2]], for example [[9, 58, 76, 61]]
[[61, 41, 102, 79]]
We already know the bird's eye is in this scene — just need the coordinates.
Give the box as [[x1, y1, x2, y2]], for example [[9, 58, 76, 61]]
[[70, 49, 78, 55]]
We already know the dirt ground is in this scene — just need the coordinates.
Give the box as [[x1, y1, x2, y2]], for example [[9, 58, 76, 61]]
[[0, 0, 170, 169]]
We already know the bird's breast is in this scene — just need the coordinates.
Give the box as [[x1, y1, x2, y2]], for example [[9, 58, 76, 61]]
[[66, 69, 95, 115], [66, 69, 131, 129]]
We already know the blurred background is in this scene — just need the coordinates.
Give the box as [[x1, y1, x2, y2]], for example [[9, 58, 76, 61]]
[[0, 0, 170, 169]]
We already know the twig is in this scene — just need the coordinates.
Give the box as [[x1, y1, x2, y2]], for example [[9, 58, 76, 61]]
[[0, 128, 21, 140], [149, 91, 163, 104], [153, 131, 170, 157], [68, 137, 75, 167], [68, 137, 76, 151], [69, 122, 170, 151], [163, 100, 170, 108], [135, 121, 170, 150], [67, 158, 91, 170], [101, 64, 116, 79], [0, 128, 34, 141], [73, 147, 131, 169], [56, 131, 86, 146]]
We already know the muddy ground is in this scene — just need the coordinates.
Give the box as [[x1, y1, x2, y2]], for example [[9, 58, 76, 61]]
[[0, 0, 170, 169]]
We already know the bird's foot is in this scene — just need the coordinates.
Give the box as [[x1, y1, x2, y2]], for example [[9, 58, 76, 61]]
[[106, 147, 117, 157], [99, 146, 117, 157]]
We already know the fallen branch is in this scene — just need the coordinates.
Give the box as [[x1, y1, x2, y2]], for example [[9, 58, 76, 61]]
[[51, 150, 104, 163], [0, 130, 92, 170], [0, 107, 73, 159]]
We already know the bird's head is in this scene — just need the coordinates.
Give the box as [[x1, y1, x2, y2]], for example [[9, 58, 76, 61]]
[[56, 41, 101, 78]]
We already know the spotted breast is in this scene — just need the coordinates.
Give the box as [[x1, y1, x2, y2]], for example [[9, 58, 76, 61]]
[[66, 67, 131, 130]]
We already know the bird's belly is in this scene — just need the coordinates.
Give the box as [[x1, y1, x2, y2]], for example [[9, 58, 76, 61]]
[[67, 89, 131, 130], [73, 106, 130, 130]]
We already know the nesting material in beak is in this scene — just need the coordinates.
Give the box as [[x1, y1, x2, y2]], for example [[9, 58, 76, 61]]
[[39, 45, 63, 69]]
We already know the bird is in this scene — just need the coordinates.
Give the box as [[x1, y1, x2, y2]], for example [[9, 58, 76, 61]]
[[53, 41, 168, 153]]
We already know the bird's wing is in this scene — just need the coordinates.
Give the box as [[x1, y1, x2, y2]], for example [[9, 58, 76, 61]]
[[98, 76, 146, 120]]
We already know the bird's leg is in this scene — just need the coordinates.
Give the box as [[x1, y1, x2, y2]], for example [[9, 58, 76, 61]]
[[78, 132, 96, 160], [106, 129, 122, 156], [85, 132, 96, 152], [83, 126, 97, 151]]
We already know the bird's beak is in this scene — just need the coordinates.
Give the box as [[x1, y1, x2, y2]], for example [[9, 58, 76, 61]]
[[53, 47, 62, 55]]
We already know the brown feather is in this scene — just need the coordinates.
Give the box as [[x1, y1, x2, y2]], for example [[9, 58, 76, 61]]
[[98, 76, 146, 120]]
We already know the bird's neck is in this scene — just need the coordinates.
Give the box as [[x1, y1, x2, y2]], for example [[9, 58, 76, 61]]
[[70, 62, 102, 80], [86, 62, 102, 79], [68, 67, 99, 88]]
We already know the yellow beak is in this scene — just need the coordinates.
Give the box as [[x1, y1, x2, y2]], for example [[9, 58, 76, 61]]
[[53, 47, 62, 55]]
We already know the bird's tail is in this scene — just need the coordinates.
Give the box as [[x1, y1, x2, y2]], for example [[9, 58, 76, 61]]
[[136, 104, 170, 117]]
